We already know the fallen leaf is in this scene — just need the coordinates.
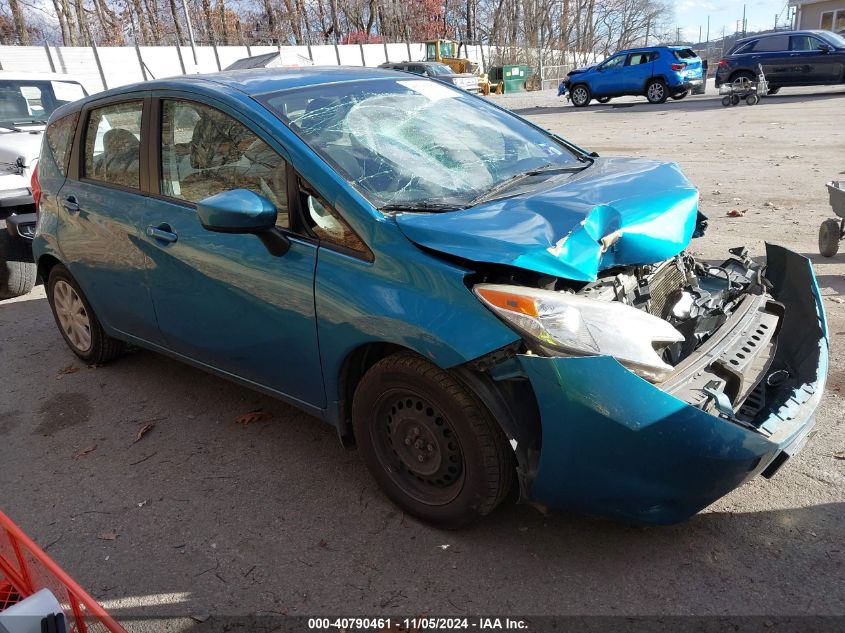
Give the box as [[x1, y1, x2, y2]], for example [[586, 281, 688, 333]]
[[832, 452, 845, 461], [235, 409, 271, 425], [727, 209, 745, 218], [438, 544, 450, 550], [190, 613, 210, 623], [72, 444, 97, 459], [318, 539, 329, 548], [58, 365, 80, 376], [137, 499, 148, 507], [132, 422, 156, 444], [97, 532, 118, 541]]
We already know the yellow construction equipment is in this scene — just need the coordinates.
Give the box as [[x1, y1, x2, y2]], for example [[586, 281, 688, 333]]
[[424, 39, 500, 94]]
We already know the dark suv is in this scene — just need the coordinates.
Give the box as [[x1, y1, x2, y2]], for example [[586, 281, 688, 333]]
[[715, 30, 845, 92]]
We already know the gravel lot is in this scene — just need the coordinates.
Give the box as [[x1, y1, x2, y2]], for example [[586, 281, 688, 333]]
[[1, 83, 844, 630]]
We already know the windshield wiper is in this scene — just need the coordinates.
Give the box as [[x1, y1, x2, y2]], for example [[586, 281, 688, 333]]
[[379, 201, 467, 213], [468, 163, 591, 206]]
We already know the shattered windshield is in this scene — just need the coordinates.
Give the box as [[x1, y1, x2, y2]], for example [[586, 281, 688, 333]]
[[259, 79, 580, 209]]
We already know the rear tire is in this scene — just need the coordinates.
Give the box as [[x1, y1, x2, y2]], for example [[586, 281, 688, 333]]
[[768, 86, 780, 95], [670, 91, 688, 100], [645, 79, 668, 104], [570, 84, 591, 107], [46, 264, 124, 363], [745, 94, 759, 106], [596, 96, 611, 104], [721, 95, 732, 107], [819, 219, 841, 258], [352, 351, 514, 529], [0, 220, 36, 300]]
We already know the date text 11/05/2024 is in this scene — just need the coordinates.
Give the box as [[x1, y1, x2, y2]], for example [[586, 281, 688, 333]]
[[307, 618, 529, 630]]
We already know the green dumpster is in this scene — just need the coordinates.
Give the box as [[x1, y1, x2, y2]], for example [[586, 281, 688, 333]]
[[488, 65, 532, 93]]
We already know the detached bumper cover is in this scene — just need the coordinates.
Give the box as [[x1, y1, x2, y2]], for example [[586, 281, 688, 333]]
[[519, 245, 827, 524]]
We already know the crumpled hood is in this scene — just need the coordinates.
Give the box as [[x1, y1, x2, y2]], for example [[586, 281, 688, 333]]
[[567, 63, 597, 76], [395, 157, 700, 282]]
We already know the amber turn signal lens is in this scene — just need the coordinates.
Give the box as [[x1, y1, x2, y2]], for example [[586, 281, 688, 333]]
[[475, 287, 539, 317]]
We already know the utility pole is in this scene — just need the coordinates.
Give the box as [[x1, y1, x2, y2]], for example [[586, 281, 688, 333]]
[[705, 15, 710, 53], [676, 27, 681, 45], [774, 13, 778, 30], [181, 0, 198, 65], [698, 25, 702, 45], [742, 4, 747, 37]]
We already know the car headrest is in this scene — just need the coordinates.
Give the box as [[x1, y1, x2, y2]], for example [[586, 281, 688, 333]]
[[0, 91, 30, 119], [103, 128, 139, 155], [190, 115, 247, 169]]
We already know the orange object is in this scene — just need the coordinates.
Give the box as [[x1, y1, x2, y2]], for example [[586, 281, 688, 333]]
[[476, 287, 539, 317], [0, 509, 126, 632]]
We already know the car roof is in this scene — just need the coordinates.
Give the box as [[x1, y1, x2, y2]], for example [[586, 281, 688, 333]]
[[733, 30, 828, 45], [613, 46, 692, 54], [52, 66, 409, 117]]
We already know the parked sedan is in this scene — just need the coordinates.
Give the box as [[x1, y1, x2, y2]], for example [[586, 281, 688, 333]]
[[715, 30, 845, 92], [378, 61, 479, 92], [32, 67, 827, 528]]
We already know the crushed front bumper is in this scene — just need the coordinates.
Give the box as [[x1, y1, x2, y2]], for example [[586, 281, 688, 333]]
[[517, 245, 827, 524]]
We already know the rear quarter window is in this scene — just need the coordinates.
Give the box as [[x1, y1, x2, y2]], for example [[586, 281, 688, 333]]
[[673, 49, 698, 59], [731, 41, 756, 55], [45, 112, 79, 176]]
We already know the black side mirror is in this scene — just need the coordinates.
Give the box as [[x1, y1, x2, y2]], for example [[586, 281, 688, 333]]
[[818, 43, 833, 53]]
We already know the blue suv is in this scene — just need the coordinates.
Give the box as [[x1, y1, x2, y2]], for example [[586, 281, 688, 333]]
[[563, 47, 704, 107]]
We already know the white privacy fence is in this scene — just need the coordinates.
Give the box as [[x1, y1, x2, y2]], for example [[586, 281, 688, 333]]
[[0, 43, 593, 96], [0, 43, 487, 95]]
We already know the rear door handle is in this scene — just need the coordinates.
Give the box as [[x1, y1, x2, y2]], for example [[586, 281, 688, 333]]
[[62, 196, 79, 213], [146, 224, 178, 244]]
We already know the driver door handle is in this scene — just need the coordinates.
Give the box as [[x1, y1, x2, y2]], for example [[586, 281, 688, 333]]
[[146, 224, 178, 243]]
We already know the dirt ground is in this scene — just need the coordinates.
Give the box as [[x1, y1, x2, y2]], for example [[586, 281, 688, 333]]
[[1, 83, 844, 630]]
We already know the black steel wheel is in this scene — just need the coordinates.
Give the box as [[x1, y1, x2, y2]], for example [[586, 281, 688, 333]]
[[352, 351, 513, 528], [819, 218, 841, 258]]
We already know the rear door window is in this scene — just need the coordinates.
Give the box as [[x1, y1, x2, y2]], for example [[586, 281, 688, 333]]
[[752, 36, 789, 52], [83, 100, 143, 190], [45, 112, 79, 176], [626, 53, 652, 65]]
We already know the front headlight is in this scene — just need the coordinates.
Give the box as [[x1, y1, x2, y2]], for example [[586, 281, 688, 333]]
[[474, 284, 685, 382]]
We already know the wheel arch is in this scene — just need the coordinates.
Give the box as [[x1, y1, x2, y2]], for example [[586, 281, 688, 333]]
[[36, 253, 62, 283]]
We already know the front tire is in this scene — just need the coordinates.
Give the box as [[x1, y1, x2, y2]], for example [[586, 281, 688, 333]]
[[0, 220, 36, 300], [47, 264, 124, 363], [570, 84, 591, 107], [646, 79, 668, 104], [352, 352, 513, 529]]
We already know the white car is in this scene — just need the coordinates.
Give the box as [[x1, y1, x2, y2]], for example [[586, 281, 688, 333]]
[[0, 72, 87, 299]]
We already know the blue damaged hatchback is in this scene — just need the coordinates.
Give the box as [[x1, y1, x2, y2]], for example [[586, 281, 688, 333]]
[[32, 68, 827, 528]]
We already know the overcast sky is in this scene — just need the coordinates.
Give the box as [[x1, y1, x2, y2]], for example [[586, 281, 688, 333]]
[[675, 0, 793, 42]]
